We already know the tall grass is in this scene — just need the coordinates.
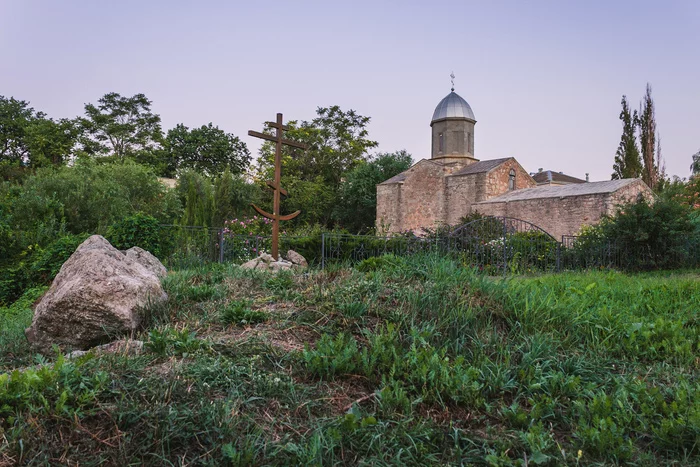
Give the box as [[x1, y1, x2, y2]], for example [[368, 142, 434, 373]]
[[0, 254, 697, 464]]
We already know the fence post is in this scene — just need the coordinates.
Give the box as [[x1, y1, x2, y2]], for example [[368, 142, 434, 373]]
[[218, 229, 224, 263], [321, 233, 325, 270], [502, 217, 507, 277], [556, 239, 561, 273]]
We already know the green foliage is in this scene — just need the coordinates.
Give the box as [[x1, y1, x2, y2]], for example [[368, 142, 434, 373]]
[[27, 233, 90, 283], [2, 240, 699, 464], [356, 254, 406, 272], [220, 299, 266, 326], [79, 92, 163, 161], [579, 197, 698, 270], [163, 123, 250, 177], [336, 150, 413, 233], [612, 95, 642, 180], [256, 106, 378, 227], [146, 327, 204, 357], [0, 96, 78, 176], [691, 149, 700, 176], [213, 169, 260, 227], [177, 169, 214, 227], [5, 159, 180, 245], [107, 213, 171, 259]]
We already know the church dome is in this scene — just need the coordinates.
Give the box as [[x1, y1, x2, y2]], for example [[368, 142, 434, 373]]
[[431, 91, 475, 123]]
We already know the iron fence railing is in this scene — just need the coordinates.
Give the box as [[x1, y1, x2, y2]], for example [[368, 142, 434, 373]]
[[157, 221, 700, 275]]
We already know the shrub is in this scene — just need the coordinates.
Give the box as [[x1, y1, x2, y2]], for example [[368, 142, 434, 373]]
[[107, 213, 173, 259]]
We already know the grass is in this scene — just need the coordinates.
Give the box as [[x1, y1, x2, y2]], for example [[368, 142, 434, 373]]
[[0, 255, 698, 465]]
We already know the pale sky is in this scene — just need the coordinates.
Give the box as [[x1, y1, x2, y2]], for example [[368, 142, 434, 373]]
[[1, 0, 699, 181]]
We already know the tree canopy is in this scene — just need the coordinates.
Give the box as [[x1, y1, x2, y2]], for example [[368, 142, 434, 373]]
[[612, 96, 642, 180], [163, 123, 250, 177], [335, 150, 413, 233], [79, 92, 163, 160]]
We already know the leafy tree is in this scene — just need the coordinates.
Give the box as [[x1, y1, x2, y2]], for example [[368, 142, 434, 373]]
[[638, 84, 658, 189], [0, 96, 77, 177], [691, 149, 700, 176], [24, 118, 79, 167], [335, 150, 413, 233], [79, 92, 163, 161], [176, 170, 214, 227], [163, 123, 250, 177], [0, 96, 37, 165], [611, 96, 642, 180], [257, 106, 378, 186], [212, 169, 260, 227], [256, 106, 378, 227], [8, 160, 180, 237]]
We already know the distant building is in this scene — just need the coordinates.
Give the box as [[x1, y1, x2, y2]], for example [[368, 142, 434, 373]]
[[376, 89, 653, 240]]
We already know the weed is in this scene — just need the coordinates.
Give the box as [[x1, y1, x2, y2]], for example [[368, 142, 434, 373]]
[[220, 299, 266, 326]]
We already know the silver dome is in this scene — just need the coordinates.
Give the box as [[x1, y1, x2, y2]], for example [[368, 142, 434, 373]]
[[431, 91, 475, 122]]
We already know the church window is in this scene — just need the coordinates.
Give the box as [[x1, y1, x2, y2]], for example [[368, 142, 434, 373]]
[[508, 169, 516, 190], [468, 132, 473, 153], [438, 133, 444, 153]]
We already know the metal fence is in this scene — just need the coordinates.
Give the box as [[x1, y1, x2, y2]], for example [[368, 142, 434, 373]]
[[157, 220, 700, 274]]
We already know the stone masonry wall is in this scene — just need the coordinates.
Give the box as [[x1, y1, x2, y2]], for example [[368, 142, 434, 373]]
[[473, 179, 654, 240], [376, 183, 401, 233], [377, 159, 468, 233], [444, 159, 536, 226]]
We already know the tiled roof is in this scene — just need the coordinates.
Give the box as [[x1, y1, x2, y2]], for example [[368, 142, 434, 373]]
[[532, 170, 586, 184], [450, 158, 513, 176], [475, 179, 641, 203]]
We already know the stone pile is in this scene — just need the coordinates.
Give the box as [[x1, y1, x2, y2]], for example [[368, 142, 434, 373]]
[[240, 250, 308, 272]]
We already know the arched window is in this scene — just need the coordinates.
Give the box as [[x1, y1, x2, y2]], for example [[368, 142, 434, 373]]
[[508, 169, 516, 190], [438, 133, 444, 153]]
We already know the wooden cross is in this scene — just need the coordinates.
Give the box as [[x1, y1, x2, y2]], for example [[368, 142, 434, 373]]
[[248, 113, 306, 261]]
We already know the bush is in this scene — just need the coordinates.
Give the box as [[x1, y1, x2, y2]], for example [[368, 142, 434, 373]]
[[576, 197, 698, 270], [107, 213, 172, 259]]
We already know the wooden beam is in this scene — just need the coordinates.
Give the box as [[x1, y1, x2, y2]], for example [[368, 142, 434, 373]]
[[247, 130, 306, 149]]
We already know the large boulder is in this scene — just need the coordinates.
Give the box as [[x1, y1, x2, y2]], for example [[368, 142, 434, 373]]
[[25, 235, 167, 354], [125, 246, 167, 278]]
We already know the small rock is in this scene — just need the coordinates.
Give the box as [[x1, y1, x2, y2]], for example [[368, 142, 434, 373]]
[[240, 258, 260, 269], [286, 250, 308, 268], [259, 253, 274, 263]]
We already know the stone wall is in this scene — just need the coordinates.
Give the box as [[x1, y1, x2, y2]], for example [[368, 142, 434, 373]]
[[444, 159, 536, 226], [473, 179, 653, 240]]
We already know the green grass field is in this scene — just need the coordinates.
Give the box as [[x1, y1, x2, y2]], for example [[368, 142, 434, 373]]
[[1, 255, 698, 465]]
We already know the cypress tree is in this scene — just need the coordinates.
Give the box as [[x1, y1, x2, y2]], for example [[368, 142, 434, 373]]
[[638, 83, 658, 189], [612, 96, 642, 180]]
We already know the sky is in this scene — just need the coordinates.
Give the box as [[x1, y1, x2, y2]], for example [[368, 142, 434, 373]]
[[1, 0, 699, 181]]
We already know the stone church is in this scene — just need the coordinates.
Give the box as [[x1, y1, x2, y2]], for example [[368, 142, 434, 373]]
[[376, 89, 653, 240]]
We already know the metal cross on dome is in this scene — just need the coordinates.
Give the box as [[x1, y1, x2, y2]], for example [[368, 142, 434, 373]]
[[248, 113, 306, 261]]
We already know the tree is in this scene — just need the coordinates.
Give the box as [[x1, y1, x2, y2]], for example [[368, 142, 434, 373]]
[[212, 168, 260, 226], [0, 96, 37, 165], [164, 123, 250, 177], [176, 170, 214, 227], [335, 150, 413, 233], [691, 149, 700, 176], [257, 106, 378, 186], [79, 92, 163, 161], [611, 96, 642, 180], [638, 83, 658, 189], [256, 106, 378, 227], [24, 118, 79, 167]]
